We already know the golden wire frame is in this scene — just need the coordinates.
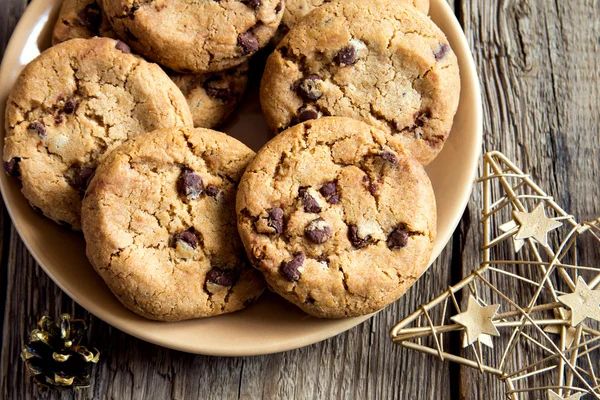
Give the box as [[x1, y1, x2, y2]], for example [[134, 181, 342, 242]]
[[391, 151, 600, 399]]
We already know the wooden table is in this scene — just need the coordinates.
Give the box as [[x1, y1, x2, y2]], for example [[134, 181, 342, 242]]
[[1, 1, 599, 399]]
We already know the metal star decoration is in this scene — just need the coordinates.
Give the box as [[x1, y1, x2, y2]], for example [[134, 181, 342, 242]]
[[558, 277, 600, 327], [513, 204, 562, 247], [391, 151, 600, 400], [451, 295, 500, 347], [547, 390, 583, 400]]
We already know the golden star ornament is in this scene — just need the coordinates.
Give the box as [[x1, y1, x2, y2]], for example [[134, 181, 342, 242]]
[[547, 389, 583, 400], [450, 295, 501, 347], [513, 204, 562, 247], [558, 277, 600, 327]]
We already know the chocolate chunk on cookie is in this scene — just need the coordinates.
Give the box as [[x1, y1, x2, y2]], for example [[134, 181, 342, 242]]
[[299, 187, 322, 213], [28, 122, 46, 138], [387, 225, 409, 249], [305, 218, 331, 244], [178, 168, 204, 200], [82, 127, 265, 321], [236, 117, 437, 318], [280, 253, 305, 282], [260, 0, 459, 165], [4, 158, 21, 177], [206, 267, 239, 287], [297, 75, 324, 101]]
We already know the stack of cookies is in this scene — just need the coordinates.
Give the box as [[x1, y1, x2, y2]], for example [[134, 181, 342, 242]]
[[3, 0, 460, 321]]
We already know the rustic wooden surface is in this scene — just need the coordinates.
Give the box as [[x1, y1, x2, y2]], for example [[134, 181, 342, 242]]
[[0, 0, 598, 399]]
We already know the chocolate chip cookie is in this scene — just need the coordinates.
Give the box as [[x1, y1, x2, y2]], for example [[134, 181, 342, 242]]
[[236, 117, 437, 318], [3, 37, 193, 230], [272, 0, 430, 44], [170, 63, 249, 128], [52, 0, 117, 45], [260, 0, 460, 165], [103, 0, 284, 73], [51, 1, 249, 129], [82, 127, 265, 321]]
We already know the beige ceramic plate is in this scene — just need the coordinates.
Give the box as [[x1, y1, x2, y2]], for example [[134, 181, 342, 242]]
[[0, 0, 482, 356]]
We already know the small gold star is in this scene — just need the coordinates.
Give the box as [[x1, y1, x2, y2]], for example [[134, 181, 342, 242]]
[[513, 204, 562, 247], [547, 389, 583, 400], [558, 277, 600, 326], [499, 220, 526, 252], [451, 295, 500, 347]]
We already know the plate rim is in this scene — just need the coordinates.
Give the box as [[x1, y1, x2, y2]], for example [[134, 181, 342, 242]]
[[0, 0, 482, 356]]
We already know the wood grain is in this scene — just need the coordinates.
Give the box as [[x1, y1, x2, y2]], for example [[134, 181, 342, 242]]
[[457, 0, 600, 398]]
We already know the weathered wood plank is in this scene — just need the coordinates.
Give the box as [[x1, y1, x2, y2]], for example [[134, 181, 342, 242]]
[[457, 0, 600, 398]]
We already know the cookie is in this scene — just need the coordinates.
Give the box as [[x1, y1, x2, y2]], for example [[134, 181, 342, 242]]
[[170, 63, 249, 128], [82, 127, 265, 321], [236, 117, 437, 318], [52, 0, 117, 45], [272, 0, 430, 44], [51, 0, 249, 128], [3, 37, 193, 230], [260, 0, 460, 165], [103, 0, 285, 73]]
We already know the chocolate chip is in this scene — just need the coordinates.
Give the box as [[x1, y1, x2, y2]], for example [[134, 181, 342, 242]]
[[206, 267, 238, 286], [115, 40, 131, 54], [320, 181, 340, 203], [242, 0, 261, 8], [380, 151, 398, 166], [205, 185, 220, 197], [280, 253, 305, 282], [63, 100, 79, 114], [320, 181, 337, 197], [275, 1, 283, 13], [434, 42, 450, 61], [4, 157, 21, 177], [297, 75, 323, 101], [348, 224, 369, 248], [54, 114, 63, 125], [177, 168, 203, 200], [204, 78, 231, 101], [335, 46, 357, 66], [387, 225, 409, 249], [77, 3, 102, 31], [305, 217, 332, 244], [267, 207, 284, 234], [28, 121, 46, 138], [238, 31, 259, 55], [299, 188, 321, 213], [368, 183, 378, 194], [173, 230, 199, 249], [75, 166, 95, 190], [295, 106, 319, 123]]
